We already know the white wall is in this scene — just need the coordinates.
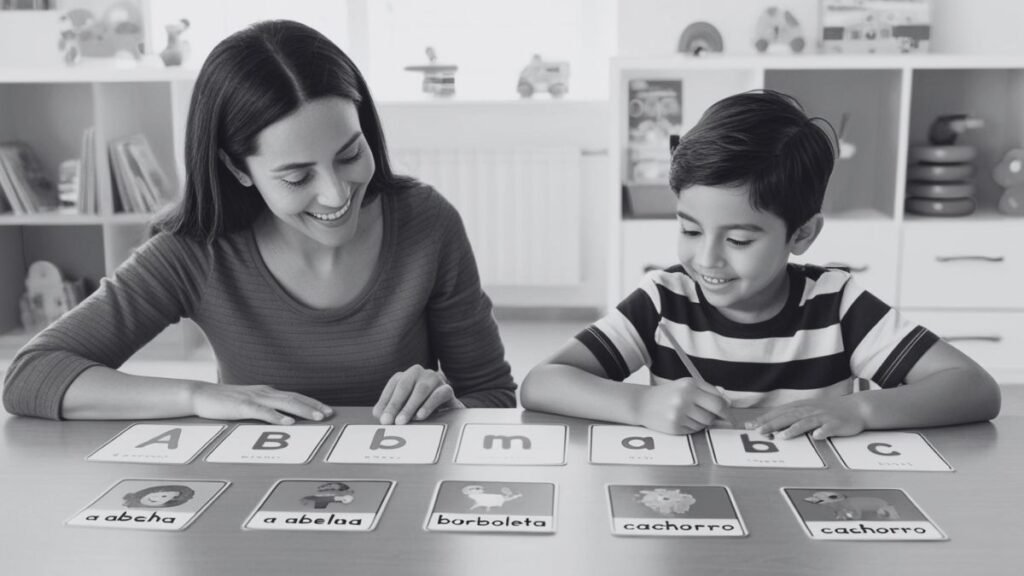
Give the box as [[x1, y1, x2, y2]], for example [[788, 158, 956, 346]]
[[617, 0, 1024, 57]]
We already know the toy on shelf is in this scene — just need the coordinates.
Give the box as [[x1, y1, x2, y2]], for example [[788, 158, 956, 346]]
[[678, 22, 724, 56], [993, 149, 1024, 216], [517, 55, 570, 98], [753, 6, 805, 54], [404, 47, 458, 97], [821, 0, 931, 54], [19, 261, 87, 334], [905, 114, 984, 217], [159, 18, 190, 67], [55, 2, 145, 66]]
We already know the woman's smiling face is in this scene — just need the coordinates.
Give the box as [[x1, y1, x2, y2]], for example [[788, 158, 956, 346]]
[[243, 96, 376, 248]]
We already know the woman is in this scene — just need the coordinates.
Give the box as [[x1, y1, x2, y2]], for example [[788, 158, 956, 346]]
[[3, 20, 515, 424]]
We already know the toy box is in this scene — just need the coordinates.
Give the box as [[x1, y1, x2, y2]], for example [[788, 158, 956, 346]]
[[820, 0, 930, 54]]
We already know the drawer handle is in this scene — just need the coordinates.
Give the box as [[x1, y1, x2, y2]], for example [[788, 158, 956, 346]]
[[935, 255, 1004, 263], [825, 262, 869, 273], [944, 335, 1003, 343]]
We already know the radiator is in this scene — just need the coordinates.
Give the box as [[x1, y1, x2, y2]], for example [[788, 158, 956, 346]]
[[391, 147, 581, 287]]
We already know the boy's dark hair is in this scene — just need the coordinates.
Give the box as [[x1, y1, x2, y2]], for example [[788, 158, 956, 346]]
[[669, 89, 836, 237], [154, 20, 417, 242]]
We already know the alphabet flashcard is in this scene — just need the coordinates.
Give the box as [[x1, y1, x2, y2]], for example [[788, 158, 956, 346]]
[[425, 480, 556, 533], [589, 425, 696, 466], [606, 484, 747, 537], [88, 423, 226, 464], [67, 478, 229, 531], [454, 424, 567, 465], [205, 425, 333, 464], [782, 487, 947, 541], [326, 424, 445, 464], [244, 479, 395, 532], [828, 432, 953, 471], [706, 429, 825, 468]]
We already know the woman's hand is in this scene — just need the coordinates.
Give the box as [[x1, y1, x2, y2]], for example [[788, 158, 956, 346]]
[[189, 382, 333, 425], [373, 365, 465, 425], [745, 395, 868, 440], [634, 378, 730, 435]]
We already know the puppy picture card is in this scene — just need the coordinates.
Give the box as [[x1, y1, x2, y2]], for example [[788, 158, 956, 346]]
[[326, 424, 446, 464], [88, 423, 226, 464], [782, 487, 947, 541], [205, 424, 332, 464], [828, 432, 953, 471], [244, 479, 395, 532], [454, 424, 567, 465], [606, 485, 747, 537], [589, 425, 696, 466], [425, 480, 556, 533], [706, 429, 825, 468], [67, 479, 229, 531]]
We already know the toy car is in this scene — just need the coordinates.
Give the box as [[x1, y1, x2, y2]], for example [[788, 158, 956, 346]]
[[517, 55, 570, 98]]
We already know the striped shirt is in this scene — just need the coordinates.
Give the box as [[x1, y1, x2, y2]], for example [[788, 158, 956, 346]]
[[577, 264, 938, 408], [3, 186, 516, 419]]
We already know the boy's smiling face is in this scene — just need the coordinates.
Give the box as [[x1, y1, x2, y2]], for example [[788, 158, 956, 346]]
[[676, 183, 819, 323]]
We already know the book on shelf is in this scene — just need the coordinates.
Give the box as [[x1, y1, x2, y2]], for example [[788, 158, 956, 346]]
[[0, 142, 60, 215], [625, 78, 683, 185], [108, 133, 173, 214], [79, 126, 97, 214]]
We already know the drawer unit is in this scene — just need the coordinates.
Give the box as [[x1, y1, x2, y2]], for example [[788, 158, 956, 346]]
[[901, 221, 1024, 309], [793, 219, 899, 304], [901, 309, 1024, 383]]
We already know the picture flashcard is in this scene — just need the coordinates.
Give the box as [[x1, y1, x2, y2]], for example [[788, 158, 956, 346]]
[[425, 480, 556, 533], [88, 423, 226, 464], [782, 487, 947, 541], [243, 479, 395, 532], [67, 478, 229, 531], [326, 424, 445, 464], [454, 424, 567, 465], [589, 425, 696, 466], [828, 432, 953, 471], [707, 429, 825, 468], [205, 424, 332, 464], [606, 484, 747, 537]]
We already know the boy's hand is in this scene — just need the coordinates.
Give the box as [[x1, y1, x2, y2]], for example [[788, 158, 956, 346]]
[[373, 365, 465, 425], [189, 382, 333, 425], [635, 378, 730, 435], [746, 395, 868, 440]]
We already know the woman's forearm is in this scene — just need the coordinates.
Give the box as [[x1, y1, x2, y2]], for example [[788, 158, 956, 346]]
[[61, 365, 202, 420]]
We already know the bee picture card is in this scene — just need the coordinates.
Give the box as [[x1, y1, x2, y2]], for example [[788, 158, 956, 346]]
[[67, 478, 229, 531]]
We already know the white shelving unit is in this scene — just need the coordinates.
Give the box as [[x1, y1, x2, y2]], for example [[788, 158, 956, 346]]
[[608, 54, 1024, 383], [0, 66, 201, 359]]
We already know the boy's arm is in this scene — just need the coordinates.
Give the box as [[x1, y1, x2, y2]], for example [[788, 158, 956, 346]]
[[521, 339, 729, 435], [750, 340, 1001, 439], [848, 339, 1000, 429]]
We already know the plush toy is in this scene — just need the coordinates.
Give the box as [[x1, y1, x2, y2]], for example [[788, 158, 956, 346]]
[[753, 7, 805, 54]]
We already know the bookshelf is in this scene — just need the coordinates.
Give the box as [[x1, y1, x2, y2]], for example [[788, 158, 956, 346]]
[[609, 54, 1024, 383], [0, 66, 202, 359]]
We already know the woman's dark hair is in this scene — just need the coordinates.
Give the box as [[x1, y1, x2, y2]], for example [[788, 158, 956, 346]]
[[155, 20, 416, 242], [669, 89, 837, 237]]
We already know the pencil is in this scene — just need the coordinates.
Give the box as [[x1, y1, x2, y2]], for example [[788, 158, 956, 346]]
[[656, 323, 734, 427]]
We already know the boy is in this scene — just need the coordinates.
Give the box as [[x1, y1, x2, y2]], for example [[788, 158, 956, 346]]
[[521, 90, 1000, 439]]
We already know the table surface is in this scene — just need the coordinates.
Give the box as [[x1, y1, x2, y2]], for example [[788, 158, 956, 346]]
[[2, 387, 1022, 576]]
